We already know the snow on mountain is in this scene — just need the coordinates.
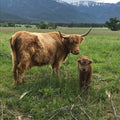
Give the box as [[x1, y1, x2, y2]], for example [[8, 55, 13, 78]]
[[56, 0, 65, 3], [56, 0, 113, 7], [70, 1, 107, 7]]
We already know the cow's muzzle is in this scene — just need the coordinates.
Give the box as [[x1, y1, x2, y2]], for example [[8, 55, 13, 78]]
[[72, 50, 80, 55]]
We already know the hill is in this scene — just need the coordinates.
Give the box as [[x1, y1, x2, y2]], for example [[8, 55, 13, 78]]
[[0, 0, 120, 23], [0, 0, 95, 23], [0, 7, 26, 21], [72, 1, 120, 23]]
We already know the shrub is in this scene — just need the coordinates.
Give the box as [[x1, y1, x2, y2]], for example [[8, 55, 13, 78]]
[[105, 17, 120, 31]]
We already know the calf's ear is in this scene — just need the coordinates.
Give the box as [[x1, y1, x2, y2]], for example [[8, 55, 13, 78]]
[[77, 59, 81, 63], [89, 60, 93, 64]]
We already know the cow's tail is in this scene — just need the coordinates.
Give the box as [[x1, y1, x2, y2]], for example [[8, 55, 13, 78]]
[[10, 36, 18, 82]]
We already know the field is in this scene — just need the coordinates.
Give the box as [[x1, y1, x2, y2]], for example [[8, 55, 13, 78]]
[[0, 27, 120, 120]]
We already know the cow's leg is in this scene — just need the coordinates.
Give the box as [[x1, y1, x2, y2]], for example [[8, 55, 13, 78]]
[[11, 51, 18, 84], [12, 60, 18, 84], [56, 64, 61, 76], [52, 62, 61, 76], [16, 63, 24, 84], [16, 61, 30, 84], [52, 67, 56, 75], [17, 71, 24, 84], [15, 52, 31, 84], [52, 66, 59, 76]]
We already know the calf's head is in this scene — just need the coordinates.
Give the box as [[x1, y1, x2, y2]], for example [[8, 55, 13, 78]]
[[59, 28, 92, 55], [77, 56, 93, 72]]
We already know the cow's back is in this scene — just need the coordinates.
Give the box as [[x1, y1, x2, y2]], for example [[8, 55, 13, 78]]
[[12, 31, 63, 66]]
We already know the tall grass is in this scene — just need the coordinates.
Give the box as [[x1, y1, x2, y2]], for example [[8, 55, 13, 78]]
[[0, 27, 120, 120]]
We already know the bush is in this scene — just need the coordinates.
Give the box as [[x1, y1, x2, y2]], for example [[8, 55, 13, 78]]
[[48, 23, 57, 29], [25, 25, 32, 28], [40, 23, 48, 29], [105, 17, 120, 31], [8, 22, 15, 27]]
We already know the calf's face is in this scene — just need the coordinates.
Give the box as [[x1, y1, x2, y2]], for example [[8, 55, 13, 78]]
[[77, 56, 92, 72]]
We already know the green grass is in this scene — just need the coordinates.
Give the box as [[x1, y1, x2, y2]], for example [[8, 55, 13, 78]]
[[0, 27, 120, 120]]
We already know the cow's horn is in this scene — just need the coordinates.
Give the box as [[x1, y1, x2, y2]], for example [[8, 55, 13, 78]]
[[58, 31, 62, 38], [80, 28, 92, 37], [58, 31, 69, 38]]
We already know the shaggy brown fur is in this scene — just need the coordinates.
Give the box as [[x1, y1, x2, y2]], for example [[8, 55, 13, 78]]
[[9, 30, 91, 84], [77, 56, 93, 91]]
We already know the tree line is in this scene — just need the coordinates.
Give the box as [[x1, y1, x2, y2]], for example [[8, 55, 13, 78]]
[[0, 17, 120, 31], [0, 22, 105, 29]]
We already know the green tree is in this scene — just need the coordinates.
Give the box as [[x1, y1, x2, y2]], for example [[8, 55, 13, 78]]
[[25, 24, 32, 28], [48, 23, 57, 29], [8, 22, 15, 27], [105, 17, 120, 31], [36, 24, 40, 29], [40, 23, 48, 29]]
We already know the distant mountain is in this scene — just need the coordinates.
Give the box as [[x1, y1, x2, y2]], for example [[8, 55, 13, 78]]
[[69, 1, 120, 23], [0, 7, 26, 21], [0, 0, 120, 23], [0, 0, 95, 23]]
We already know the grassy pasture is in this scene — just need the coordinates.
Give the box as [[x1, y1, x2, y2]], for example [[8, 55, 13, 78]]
[[0, 27, 120, 120]]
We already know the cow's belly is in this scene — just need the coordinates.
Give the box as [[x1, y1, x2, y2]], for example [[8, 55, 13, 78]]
[[32, 46, 56, 66]]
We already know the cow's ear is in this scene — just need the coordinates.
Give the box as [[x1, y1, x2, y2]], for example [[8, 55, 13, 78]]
[[62, 36, 70, 44], [80, 37, 84, 43], [89, 60, 93, 64]]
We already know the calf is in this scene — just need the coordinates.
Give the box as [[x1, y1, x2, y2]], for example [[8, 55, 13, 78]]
[[77, 56, 93, 92]]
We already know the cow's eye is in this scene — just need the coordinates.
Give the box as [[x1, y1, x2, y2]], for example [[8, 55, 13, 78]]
[[75, 41, 78, 44]]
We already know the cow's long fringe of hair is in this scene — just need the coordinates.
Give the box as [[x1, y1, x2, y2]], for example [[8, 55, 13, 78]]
[[9, 37, 18, 82]]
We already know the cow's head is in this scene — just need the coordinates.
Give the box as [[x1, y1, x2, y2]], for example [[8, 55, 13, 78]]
[[59, 28, 92, 55]]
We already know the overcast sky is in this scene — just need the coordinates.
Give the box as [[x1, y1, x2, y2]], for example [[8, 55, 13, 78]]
[[62, 0, 120, 3]]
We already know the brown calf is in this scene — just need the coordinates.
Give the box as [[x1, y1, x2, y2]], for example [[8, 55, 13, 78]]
[[77, 56, 93, 91]]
